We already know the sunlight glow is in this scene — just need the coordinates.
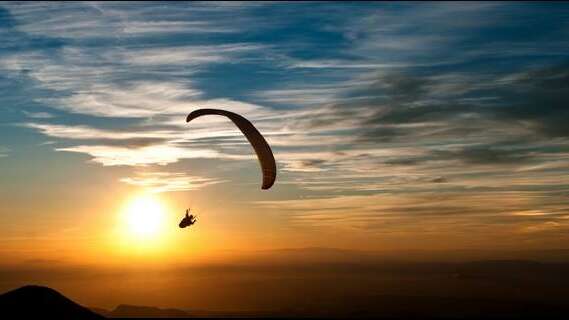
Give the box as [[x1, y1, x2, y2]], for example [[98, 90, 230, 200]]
[[122, 195, 165, 239], [109, 193, 192, 263]]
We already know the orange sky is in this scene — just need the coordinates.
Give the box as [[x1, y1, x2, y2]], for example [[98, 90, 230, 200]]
[[1, 2, 569, 271]]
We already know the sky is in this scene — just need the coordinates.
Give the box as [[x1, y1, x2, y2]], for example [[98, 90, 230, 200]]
[[1, 2, 569, 269]]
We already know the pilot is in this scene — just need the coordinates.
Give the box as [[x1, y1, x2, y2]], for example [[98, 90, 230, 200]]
[[179, 209, 197, 228]]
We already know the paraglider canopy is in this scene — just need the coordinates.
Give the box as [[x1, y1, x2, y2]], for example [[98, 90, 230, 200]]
[[186, 108, 277, 190]]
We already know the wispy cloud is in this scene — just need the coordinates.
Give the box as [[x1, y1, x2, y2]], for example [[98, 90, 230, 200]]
[[120, 171, 224, 193], [23, 122, 173, 140], [117, 44, 266, 66], [22, 111, 54, 119], [257, 190, 569, 233], [3, 2, 257, 39], [57, 144, 221, 166]]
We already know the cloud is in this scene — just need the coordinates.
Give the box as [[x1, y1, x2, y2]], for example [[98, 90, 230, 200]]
[[282, 159, 328, 172], [22, 111, 53, 119], [289, 59, 408, 70], [118, 44, 265, 66], [3, 2, 259, 39], [0, 147, 9, 158], [23, 122, 172, 140], [291, 60, 569, 156], [120, 171, 224, 193], [3, 36, 279, 167], [489, 63, 569, 138], [21, 105, 279, 167], [431, 145, 535, 165], [120, 20, 235, 35], [255, 87, 342, 106], [57, 145, 220, 166], [51, 81, 200, 118], [430, 177, 447, 183], [257, 190, 569, 232]]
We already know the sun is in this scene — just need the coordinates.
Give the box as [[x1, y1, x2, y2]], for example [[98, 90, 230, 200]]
[[111, 193, 181, 260], [122, 194, 166, 240]]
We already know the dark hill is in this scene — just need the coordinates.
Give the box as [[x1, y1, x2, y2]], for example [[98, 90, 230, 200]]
[[0, 285, 104, 319]]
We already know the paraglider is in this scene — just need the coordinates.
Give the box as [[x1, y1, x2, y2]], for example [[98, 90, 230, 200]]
[[186, 108, 277, 190], [180, 109, 277, 230], [179, 209, 197, 228]]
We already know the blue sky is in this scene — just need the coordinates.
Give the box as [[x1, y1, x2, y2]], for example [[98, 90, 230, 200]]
[[1, 2, 569, 252]]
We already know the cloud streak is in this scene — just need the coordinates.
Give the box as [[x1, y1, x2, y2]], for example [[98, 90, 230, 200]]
[[120, 171, 224, 193]]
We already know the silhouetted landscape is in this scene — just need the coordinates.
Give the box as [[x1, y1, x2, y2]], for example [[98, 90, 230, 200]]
[[2, 249, 569, 318], [0, 285, 103, 319]]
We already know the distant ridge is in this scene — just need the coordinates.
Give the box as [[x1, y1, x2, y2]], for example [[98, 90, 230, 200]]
[[0, 285, 104, 319], [110, 304, 190, 318]]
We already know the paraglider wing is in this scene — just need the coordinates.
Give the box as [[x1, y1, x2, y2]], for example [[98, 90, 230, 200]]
[[186, 109, 277, 190]]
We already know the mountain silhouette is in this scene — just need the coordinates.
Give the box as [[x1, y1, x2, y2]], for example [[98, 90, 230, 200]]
[[0, 285, 104, 319]]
